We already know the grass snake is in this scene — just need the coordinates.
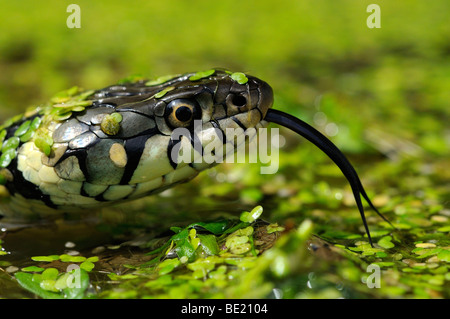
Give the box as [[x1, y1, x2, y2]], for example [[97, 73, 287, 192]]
[[0, 69, 390, 246]]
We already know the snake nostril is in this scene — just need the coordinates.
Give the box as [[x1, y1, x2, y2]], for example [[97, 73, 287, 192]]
[[231, 95, 247, 107]]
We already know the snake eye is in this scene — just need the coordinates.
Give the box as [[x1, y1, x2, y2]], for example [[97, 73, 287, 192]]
[[166, 99, 198, 128]]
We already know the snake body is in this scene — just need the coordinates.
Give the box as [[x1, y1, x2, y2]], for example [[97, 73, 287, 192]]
[[0, 69, 273, 219], [0, 68, 388, 246]]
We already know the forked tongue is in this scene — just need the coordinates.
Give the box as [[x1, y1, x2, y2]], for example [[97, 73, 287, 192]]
[[265, 109, 393, 247]]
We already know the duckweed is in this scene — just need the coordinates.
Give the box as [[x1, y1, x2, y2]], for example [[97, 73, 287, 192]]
[[157, 258, 181, 275], [266, 223, 285, 234], [31, 255, 60, 262], [437, 226, 450, 233], [20, 117, 41, 142], [0, 149, 17, 168], [437, 250, 450, 262], [21, 87, 94, 156], [0, 0, 449, 301], [154, 86, 175, 98], [13, 253, 99, 299], [21, 266, 45, 273], [378, 236, 395, 249], [2, 136, 20, 153], [8, 206, 288, 299], [100, 112, 123, 135], [0, 130, 6, 145], [34, 130, 54, 156], [88, 209, 309, 298], [240, 205, 263, 223], [189, 69, 215, 81], [230, 72, 249, 85], [13, 120, 31, 137]]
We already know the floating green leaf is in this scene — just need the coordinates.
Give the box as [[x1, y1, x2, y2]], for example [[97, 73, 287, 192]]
[[31, 255, 60, 262], [41, 268, 59, 281], [80, 261, 95, 272], [0, 130, 6, 145], [59, 254, 86, 263], [53, 100, 91, 109], [100, 112, 123, 135], [108, 273, 138, 280], [0, 149, 17, 168], [187, 219, 231, 235], [240, 205, 263, 223], [373, 262, 395, 268], [175, 237, 196, 261], [198, 234, 220, 255], [62, 268, 90, 299], [2, 136, 20, 153], [189, 69, 215, 81], [87, 256, 99, 263], [267, 223, 285, 234], [21, 266, 45, 273], [437, 225, 450, 233], [415, 248, 442, 259], [437, 250, 450, 263], [14, 120, 31, 137], [231, 72, 249, 84], [157, 258, 181, 275], [377, 236, 395, 249], [15, 272, 63, 299], [154, 86, 175, 98]]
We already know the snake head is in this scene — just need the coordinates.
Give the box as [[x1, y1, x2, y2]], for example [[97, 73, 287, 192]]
[[2, 69, 276, 217], [197, 70, 274, 130], [91, 69, 274, 136]]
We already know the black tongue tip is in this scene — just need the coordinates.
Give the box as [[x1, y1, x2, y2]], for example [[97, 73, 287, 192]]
[[265, 109, 393, 247]]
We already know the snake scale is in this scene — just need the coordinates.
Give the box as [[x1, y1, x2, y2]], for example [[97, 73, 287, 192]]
[[0, 69, 389, 245]]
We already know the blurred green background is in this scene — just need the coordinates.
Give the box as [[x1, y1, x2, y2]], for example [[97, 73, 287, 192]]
[[0, 0, 449, 299], [0, 0, 448, 159]]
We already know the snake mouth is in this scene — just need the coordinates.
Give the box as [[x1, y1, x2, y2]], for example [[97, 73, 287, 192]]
[[265, 109, 393, 247]]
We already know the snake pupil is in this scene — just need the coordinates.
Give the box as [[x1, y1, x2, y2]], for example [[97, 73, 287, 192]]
[[175, 106, 193, 122]]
